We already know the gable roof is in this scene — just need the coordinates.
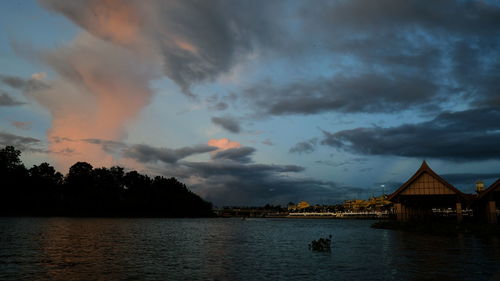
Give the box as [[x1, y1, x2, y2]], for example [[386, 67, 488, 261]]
[[388, 161, 467, 201], [477, 178, 500, 201]]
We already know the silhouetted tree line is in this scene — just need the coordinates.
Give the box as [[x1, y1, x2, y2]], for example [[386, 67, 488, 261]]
[[0, 146, 214, 217]]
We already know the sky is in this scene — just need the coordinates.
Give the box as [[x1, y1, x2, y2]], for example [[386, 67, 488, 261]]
[[1, 0, 500, 206]]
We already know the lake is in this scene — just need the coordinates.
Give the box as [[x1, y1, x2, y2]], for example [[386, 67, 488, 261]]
[[1, 217, 499, 281]]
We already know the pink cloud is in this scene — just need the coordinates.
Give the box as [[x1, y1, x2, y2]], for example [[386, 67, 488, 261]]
[[208, 138, 241, 150]]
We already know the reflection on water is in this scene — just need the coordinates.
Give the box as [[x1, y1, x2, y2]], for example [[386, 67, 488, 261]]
[[1, 217, 499, 281]]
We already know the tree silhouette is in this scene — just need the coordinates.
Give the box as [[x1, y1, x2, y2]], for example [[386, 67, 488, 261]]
[[0, 146, 214, 217], [30, 162, 63, 185]]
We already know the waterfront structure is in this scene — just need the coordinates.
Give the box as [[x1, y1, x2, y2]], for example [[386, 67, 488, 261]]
[[388, 161, 469, 222], [342, 195, 392, 211], [288, 201, 310, 211], [473, 179, 500, 224], [343, 199, 367, 211]]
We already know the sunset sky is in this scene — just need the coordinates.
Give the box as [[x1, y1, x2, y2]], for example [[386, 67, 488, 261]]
[[1, 0, 500, 206]]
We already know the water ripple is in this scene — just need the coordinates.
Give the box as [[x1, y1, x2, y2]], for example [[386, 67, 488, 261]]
[[1, 217, 500, 281]]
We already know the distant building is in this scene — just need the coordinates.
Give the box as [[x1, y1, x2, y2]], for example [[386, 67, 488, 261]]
[[473, 178, 500, 224], [343, 199, 367, 211], [343, 195, 392, 211], [475, 180, 485, 193], [288, 201, 310, 211]]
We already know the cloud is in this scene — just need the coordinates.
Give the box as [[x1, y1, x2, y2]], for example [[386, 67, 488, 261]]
[[11, 121, 32, 130], [207, 138, 241, 150], [19, 0, 500, 205], [262, 138, 273, 146], [163, 160, 370, 206], [289, 138, 317, 154], [228, 0, 500, 118], [123, 143, 217, 164], [119, 141, 370, 205], [0, 75, 49, 92], [305, 0, 500, 37], [211, 116, 241, 133], [208, 102, 228, 111], [441, 173, 500, 186], [22, 0, 290, 170], [160, 160, 335, 206], [80, 138, 127, 154], [33, 0, 500, 114], [15, 31, 161, 170], [321, 107, 500, 161], [0, 132, 42, 152], [315, 158, 368, 167], [80, 138, 216, 164], [81, 138, 364, 205], [206, 94, 237, 111], [39, 0, 285, 97], [31, 72, 47, 81], [0, 91, 25, 106], [244, 74, 441, 116], [211, 147, 255, 163]]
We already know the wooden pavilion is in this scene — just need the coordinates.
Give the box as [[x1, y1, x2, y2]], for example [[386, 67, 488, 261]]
[[388, 161, 469, 222], [473, 179, 500, 224]]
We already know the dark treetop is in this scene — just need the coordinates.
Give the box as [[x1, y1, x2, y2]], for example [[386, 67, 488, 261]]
[[0, 146, 214, 217]]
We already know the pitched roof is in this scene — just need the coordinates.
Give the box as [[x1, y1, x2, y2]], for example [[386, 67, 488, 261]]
[[388, 161, 467, 201], [477, 178, 500, 201]]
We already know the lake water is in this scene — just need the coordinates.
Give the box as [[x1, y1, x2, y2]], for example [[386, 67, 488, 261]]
[[1, 217, 499, 281]]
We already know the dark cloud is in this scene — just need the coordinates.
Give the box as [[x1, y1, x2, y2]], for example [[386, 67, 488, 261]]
[[208, 102, 228, 111], [83, 138, 366, 205], [302, 0, 500, 36], [245, 73, 441, 115], [40, 0, 285, 97], [139, 145, 373, 205], [211, 116, 241, 133], [51, 136, 76, 143], [0, 75, 49, 92], [211, 147, 255, 163], [205, 93, 236, 114], [81, 138, 127, 154], [315, 158, 368, 167], [123, 144, 217, 164], [289, 138, 317, 154], [25, 0, 500, 205], [442, 173, 500, 185], [0, 75, 27, 89], [441, 173, 500, 194], [39, 0, 500, 115], [359, 167, 373, 172], [81, 139, 217, 164], [0, 132, 42, 152], [0, 91, 25, 106], [237, 0, 500, 117], [321, 107, 500, 161], [182, 161, 304, 177], [81, 138, 123, 145], [163, 160, 367, 206]]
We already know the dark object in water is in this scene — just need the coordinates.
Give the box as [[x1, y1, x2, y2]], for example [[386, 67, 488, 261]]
[[309, 235, 332, 252]]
